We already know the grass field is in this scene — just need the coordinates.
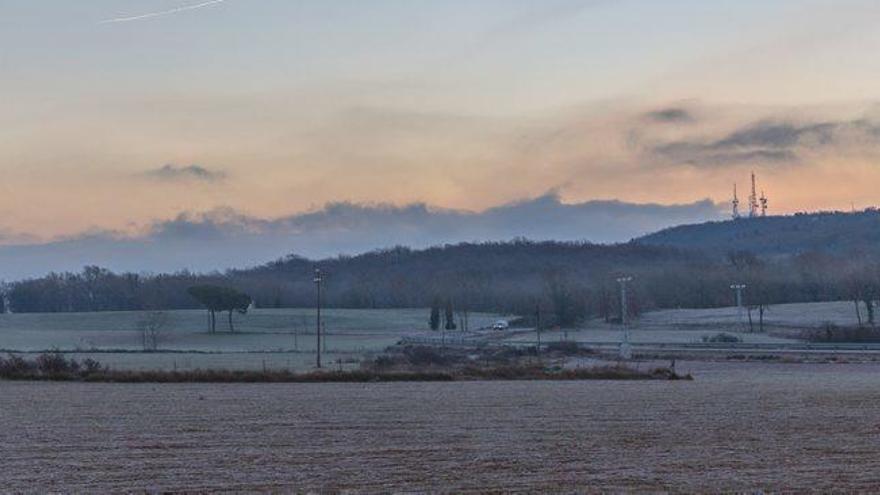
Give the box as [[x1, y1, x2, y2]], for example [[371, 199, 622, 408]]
[[0, 308, 504, 352], [505, 301, 862, 345], [22, 351, 366, 372], [0, 302, 864, 370], [637, 301, 864, 330], [5, 360, 880, 492], [0, 308, 504, 371]]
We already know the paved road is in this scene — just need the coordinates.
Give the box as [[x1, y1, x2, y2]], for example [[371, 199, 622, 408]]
[[401, 335, 880, 357]]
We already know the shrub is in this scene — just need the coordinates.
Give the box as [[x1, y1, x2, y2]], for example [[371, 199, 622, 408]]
[[0, 352, 106, 380], [36, 351, 78, 374], [81, 358, 106, 374], [0, 354, 36, 376], [371, 354, 401, 369], [802, 323, 880, 343], [403, 346, 451, 366], [0, 354, 690, 383], [545, 341, 581, 354], [701, 333, 743, 343]]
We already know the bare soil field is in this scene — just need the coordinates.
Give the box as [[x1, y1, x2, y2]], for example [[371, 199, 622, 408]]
[[4, 361, 880, 492]]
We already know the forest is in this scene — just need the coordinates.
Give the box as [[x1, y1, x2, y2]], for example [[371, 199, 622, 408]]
[[4, 230, 879, 328]]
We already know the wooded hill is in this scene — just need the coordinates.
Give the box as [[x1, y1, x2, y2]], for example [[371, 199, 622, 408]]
[[5, 210, 880, 325], [4, 241, 695, 318], [636, 209, 880, 256]]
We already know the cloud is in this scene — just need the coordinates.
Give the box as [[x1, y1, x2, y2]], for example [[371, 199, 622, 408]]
[[713, 121, 836, 149], [653, 118, 880, 166], [0, 194, 723, 279], [645, 107, 695, 124], [13, 98, 880, 249], [0, 228, 37, 246], [99, 0, 227, 24], [144, 164, 226, 182]]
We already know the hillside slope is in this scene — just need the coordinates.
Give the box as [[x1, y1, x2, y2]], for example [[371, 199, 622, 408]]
[[636, 210, 880, 255], [5, 241, 701, 314], [9, 212, 880, 315]]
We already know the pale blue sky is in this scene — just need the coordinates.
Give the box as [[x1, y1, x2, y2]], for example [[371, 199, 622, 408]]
[[4, 0, 842, 111]]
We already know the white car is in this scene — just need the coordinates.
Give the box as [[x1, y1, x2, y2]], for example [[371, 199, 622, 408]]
[[492, 320, 509, 331]]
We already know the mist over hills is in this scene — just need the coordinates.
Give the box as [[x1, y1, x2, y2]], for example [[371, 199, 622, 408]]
[[0, 194, 721, 280]]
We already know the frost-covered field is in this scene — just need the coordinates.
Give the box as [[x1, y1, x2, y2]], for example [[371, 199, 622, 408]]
[[0, 308, 503, 371], [37, 351, 364, 372], [0, 308, 504, 351], [4, 361, 880, 492], [638, 301, 863, 329], [507, 301, 862, 345]]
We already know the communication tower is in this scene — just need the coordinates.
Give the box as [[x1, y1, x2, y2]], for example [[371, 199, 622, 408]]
[[731, 173, 768, 219], [732, 184, 741, 219], [748, 172, 759, 218]]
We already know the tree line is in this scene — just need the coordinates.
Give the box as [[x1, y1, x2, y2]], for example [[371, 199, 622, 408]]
[[3, 240, 880, 327]]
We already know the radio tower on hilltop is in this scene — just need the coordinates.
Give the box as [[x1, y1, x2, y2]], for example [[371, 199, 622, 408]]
[[732, 183, 741, 219], [732, 173, 768, 219], [748, 172, 760, 218]]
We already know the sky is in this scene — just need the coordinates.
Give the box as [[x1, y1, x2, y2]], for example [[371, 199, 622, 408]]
[[3, 0, 880, 274]]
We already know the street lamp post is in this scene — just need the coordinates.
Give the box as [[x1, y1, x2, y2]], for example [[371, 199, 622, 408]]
[[314, 268, 323, 369], [617, 276, 633, 359], [617, 277, 633, 326], [730, 284, 747, 332]]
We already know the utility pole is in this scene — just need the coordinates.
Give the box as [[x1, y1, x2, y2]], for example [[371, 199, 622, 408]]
[[314, 268, 323, 369], [617, 276, 633, 359], [617, 276, 633, 326], [730, 284, 746, 332], [535, 304, 542, 354]]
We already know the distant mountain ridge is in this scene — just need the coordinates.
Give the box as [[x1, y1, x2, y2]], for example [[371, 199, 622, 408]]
[[0, 194, 721, 280], [636, 209, 880, 255]]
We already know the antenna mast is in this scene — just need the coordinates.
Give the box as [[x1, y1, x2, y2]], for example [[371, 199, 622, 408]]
[[748, 172, 759, 218], [760, 190, 768, 217], [732, 183, 740, 219]]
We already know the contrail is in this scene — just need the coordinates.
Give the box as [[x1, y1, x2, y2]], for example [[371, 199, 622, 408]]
[[99, 0, 227, 24]]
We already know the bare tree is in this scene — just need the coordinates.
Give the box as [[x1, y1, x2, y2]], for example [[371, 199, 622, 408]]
[[137, 311, 168, 351]]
